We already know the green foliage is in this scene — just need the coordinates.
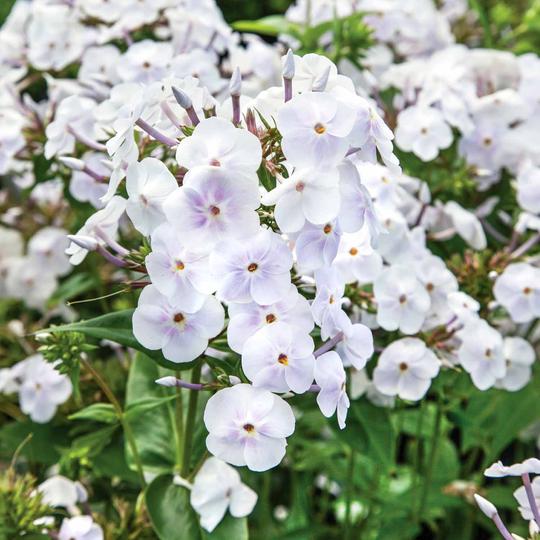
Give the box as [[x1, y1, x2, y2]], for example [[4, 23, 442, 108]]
[[0, 471, 52, 537], [0, 421, 70, 466], [145, 475, 248, 540], [0, 1, 16, 27], [68, 403, 118, 424], [37, 330, 95, 400], [233, 13, 373, 64], [125, 354, 177, 474], [42, 309, 199, 370]]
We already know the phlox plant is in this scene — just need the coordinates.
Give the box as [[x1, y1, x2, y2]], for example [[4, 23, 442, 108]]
[[0, 1, 540, 539]]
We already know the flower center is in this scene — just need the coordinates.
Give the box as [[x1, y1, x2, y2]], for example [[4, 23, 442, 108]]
[[295, 181, 305, 192], [323, 224, 332, 234], [329, 295, 335, 304], [483, 137, 492, 147], [173, 313, 185, 324], [243, 423, 255, 433], [209, 158, 221, 166], [266, 313, 277, 324], [426, 283, 434, 292], [140, 194, 149, 206], [209, 205, 220, 216], [399, 362, 408, 372], [278, 353, 289, 365], [523, 287, 532, 295], [420, 127, 428, 135], [314, 123, 326, 134], [399, 294, 407, 304], [175, 260, 185, 271], [247, 262, 258, 272], [143, 61, 151, 69], [484, 348, 492, 359], [349, 247, 358, 256]]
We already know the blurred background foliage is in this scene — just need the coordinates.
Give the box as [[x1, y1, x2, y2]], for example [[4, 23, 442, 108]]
[[2, 0, 540, 54]]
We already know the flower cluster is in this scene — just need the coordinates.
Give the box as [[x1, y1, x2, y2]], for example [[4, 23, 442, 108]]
[[475, 457, 540, 540], [1, 0, 539, 537]]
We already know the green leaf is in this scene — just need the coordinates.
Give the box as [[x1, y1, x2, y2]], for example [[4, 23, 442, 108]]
[[42, 309, 198, 370], [257, 163, 276, 192], [397, 403, 450, 439], [457, 380, 540, 459], [125, 354, 176, 474], [125, 395, 177, 417], [0, 421, 69, 465], [146, 474, 248, 540], [68, 403, 118, 424], [335, 399, 396, 467], [71, 424, 120, 457], [146, 475, 202, 540], [232, 15, 296, 36], [202, 514, 248, 540], [50, 272, 97, 303]]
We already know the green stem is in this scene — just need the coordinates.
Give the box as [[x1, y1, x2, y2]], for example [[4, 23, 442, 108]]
[[181, 362, 202, 477], [418, 401, 443, 519], [470, 0, 493, 47], [82, 358, 146, 488], [413, 401, 426, 522], [344, 449, 356, 540]]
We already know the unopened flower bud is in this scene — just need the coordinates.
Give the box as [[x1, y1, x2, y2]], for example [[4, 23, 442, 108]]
[[67, 234, 98, 252], [282, 49, 295, 80], [59, 156, 85, 171], [172, 87, 193, 110], [474, 494, 497, 518], [155, 376, 178, 387], [202, 88, 217, 118], [229, 67, 242, 97], [172, 86, 200, 126]]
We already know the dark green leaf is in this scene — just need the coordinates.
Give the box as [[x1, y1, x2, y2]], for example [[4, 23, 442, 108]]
[[68, 403, 118, 424], [71, 424, 119, 456], [336, 399, 396, 467], [125, 395, 177, 417], [125, 354, 176, 474], [42, 309, 198, 370], [202, 514, 248, 540], [0, 421, 69, 465], [146, 475, 202, 540], [232, 15, 296, 36]]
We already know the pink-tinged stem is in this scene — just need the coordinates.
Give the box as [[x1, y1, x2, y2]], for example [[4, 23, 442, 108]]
[[314, 332, 344, 358], [522, 473, 540, 527], [492, 513, 515, 540], [160, 101, 183, 130], [511, 232, 540, 259], [135, 118, 178, 147], [97, 245, 127, 267], [94, 227, 129, 256], [171, 378, 204, 391], [185, 105, 200, 126], [232, 95, 241, 126], [67, 125, 107, 152], [83, 165, 108, 183], [284, 78, 292, 102]]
